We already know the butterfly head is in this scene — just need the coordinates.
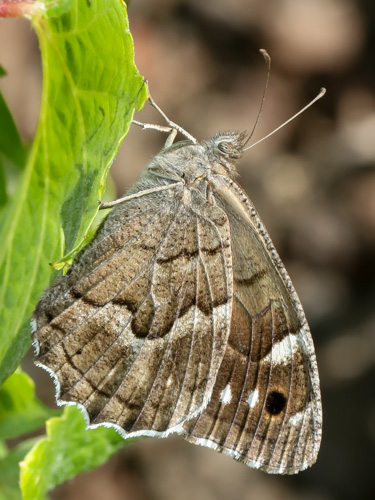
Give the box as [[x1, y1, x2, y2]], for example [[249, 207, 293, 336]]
[[207, 131, 248, 158], [203, 131, 248, 178]]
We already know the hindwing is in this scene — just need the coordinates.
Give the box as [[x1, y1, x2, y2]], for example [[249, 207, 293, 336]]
[[183, 176, 322, 474]]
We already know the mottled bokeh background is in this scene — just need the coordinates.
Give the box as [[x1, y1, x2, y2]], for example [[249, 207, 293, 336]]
[[1, 0, 374, 498]]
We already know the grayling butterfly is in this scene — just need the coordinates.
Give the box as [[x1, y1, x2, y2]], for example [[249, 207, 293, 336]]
[[32, 74, 323, 474]]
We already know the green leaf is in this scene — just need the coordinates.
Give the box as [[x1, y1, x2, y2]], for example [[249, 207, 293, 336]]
[[0, 63, 26, 209], [0, 441, 7, 460], [0, 369, 59, 440], [0, 158, 7, 207], [20, 406, 125, 500], [0, 438, 39, 500], [0, 89, 26, 170], [0, 0, 147, 386]]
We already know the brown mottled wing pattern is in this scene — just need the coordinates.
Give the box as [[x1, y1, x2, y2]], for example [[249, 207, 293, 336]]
[[184, 177, 322, 474], [33, 183, 232, 436]]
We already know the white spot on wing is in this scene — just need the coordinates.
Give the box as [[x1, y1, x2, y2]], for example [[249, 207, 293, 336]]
[[263, 333, 299, 365], [247, 389, 259, 408], [289, 402, 312, 426], [289, 411, 304, 426], [220, 384, 232, 404]]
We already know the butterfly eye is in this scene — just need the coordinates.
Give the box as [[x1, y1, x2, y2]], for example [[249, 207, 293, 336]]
[[218, 141, 231, 154]]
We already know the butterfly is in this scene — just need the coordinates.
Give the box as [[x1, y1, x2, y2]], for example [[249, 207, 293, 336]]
[[32, 91, 322, 475]]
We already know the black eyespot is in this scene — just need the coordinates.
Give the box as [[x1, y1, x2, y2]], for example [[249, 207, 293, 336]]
[[265, 391, 287, 415]]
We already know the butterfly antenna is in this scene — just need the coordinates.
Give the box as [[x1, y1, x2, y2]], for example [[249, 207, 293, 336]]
[[242, 49, 271, 148], [243, 87, 326, 151]]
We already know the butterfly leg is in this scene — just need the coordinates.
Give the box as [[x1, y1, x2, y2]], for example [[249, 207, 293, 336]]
[[132, 120, 177, 148], [98, 182, 184, 209], [133, 82, 198, 145], [147, 93, 197, 143]]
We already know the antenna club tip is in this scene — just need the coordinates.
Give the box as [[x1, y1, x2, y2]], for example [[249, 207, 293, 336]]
[[259, 48, 271, 61], [319, 87, 327, 96]]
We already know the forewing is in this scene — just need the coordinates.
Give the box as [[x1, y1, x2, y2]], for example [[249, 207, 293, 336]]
[[184, 177, 322, 474], [33, 184, 232, 436]]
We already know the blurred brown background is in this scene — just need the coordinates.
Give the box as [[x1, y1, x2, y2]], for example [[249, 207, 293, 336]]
[[1, 0, 375, 498]]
